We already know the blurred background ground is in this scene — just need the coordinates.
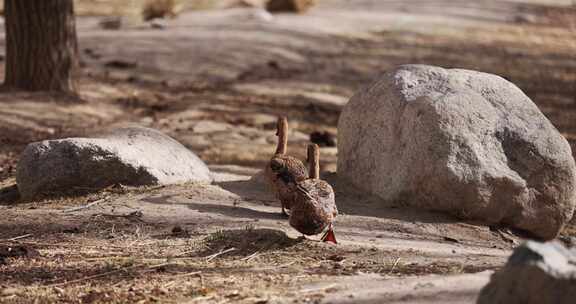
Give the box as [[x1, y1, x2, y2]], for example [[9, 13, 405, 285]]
[[0, 0, 575, 303]]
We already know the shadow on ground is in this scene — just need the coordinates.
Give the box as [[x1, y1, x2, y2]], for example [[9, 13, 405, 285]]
[[200, 228, 303, 256]]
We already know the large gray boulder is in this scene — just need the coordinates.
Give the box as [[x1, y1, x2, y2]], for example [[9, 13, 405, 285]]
[[338, 64, 576, 240], [17, 127, 211, 199], [477, 241, 576, 304]]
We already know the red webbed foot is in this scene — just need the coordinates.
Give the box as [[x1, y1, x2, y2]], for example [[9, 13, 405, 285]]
[[321, 228, 337, 244]]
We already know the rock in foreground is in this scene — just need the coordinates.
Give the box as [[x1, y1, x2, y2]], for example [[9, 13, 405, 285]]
[[338, 64, 576, 240], [17, 127, 211, 199], [477, 241, 576, 304]]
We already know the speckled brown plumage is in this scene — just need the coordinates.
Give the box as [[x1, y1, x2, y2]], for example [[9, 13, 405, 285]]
[[265, 117, 308, 215], [289, 144, 338, 240], [266, 154, 308, 213], [290, 179, 337, 235]]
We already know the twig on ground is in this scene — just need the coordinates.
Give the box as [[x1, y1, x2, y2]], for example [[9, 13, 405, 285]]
[[493, 228, 518, 245], [162, 270, 203, 288], [0, 241, 66, 247], [205, 247, 236, 262], [240, 251, 260, 261], [48, 262, 175, 287], [148, 262, 175, 269], [72, 184, 130, 193], [253, 261, 296, 271], [95, 211, 143, 218], [4, 234, 33, 241], [63, 198, 107, 213], [163, 281, 177, 289], [93, 210, 144, 222], [199, 273, 205, 288], [388, 257, 401, 275], [174, 271, 202, 278], [48, 264, 141, 287]]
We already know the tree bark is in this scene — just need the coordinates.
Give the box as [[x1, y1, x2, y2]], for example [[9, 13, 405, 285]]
[[4, 0, 78, 93]]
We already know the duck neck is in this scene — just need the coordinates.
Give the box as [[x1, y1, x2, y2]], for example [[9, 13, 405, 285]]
[[308, 144, 320, 179], [275, 118, 288, 155]]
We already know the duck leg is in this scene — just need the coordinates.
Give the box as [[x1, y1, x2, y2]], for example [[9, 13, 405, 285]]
[[320, 224, 337, 244], [280, 200, 290, 218], [281, 206, 289, 218]]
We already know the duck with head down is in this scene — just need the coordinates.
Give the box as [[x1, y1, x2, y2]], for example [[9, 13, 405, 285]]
[[266, 116, 308, 216], [288, 144, 338, 244]]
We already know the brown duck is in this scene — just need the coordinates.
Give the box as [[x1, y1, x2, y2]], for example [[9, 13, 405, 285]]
[[289, 144, 338, 244], [266, 116, 308, 216]]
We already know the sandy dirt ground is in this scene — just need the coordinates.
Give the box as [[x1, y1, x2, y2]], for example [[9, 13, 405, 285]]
[[1, 0, 576, 303]]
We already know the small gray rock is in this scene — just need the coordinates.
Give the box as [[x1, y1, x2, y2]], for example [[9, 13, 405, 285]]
[[477, 241, 576, 304], [265, 0, 316, 13], [338, 64, 576, 240], [98, 17, 122, 30], [16, 127, 211, 199]]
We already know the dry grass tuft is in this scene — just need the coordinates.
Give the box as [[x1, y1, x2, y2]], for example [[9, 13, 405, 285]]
[[201, 226, 301, 257]]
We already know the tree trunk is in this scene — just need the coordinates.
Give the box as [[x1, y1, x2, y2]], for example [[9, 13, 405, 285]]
[[4, 0, 78, 93]]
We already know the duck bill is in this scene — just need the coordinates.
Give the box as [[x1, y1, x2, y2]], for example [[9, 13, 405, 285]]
[[321, 228, 338, 244]]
